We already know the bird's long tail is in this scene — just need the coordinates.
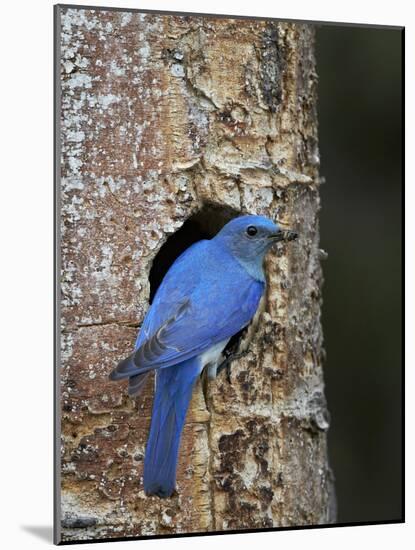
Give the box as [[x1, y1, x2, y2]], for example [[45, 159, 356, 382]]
[[143, 357, 201, 498]]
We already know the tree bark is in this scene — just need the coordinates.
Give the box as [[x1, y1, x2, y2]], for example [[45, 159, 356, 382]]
[[57, 6, 335, 543]]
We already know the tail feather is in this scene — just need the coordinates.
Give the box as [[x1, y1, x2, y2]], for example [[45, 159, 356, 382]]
[[143, 357, 201, 498]]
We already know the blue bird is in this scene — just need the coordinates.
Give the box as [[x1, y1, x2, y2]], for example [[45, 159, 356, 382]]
[[109, 214, 297, 498]]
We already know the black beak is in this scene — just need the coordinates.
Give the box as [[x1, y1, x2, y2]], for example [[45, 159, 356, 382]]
[[268, 229, 298, 242]]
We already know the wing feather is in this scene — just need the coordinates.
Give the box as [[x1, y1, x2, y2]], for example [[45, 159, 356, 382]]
[[110, 282, 262, 380]]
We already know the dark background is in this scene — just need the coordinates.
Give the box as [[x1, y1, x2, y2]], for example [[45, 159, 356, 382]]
[[315, 25, 403, 523]]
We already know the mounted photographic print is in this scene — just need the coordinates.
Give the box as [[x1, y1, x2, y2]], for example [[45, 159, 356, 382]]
[[54, 3, 403, 545]]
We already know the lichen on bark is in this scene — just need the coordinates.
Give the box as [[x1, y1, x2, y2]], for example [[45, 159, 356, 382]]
[[57, 6, 334, 543]]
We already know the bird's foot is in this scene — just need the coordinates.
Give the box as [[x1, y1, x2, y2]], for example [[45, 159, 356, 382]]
[[217, 349, 250, 383]]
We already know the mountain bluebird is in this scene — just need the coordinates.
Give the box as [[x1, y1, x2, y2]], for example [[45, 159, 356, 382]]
[[109, 214, 297, 497]]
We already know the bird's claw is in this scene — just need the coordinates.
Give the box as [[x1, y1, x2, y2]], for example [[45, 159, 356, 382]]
[[225, 363, 231, 384], [217, 349, 250, 384]]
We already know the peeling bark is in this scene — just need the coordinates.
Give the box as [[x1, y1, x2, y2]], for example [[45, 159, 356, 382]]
[[57, 6, 334, 543]]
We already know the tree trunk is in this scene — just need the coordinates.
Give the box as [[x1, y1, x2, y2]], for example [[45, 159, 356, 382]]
[[57, 6, 335, 543]]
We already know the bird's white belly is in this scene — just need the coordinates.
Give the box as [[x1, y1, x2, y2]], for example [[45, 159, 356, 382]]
[[200, 338, 230, 379]]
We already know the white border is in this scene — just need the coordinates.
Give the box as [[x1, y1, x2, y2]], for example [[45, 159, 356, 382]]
[[0, 1, 409, 548]]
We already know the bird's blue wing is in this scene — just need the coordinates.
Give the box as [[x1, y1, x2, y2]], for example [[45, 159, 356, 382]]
[[110, 240, 264, 381], [117, 241, 205, 394], [133, 240, 205, 350]]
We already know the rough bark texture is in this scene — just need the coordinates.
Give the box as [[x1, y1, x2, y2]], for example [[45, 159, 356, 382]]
[[58, 7, 334, 543]]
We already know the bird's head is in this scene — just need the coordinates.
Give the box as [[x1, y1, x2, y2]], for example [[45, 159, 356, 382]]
[[214, 214, 298, 266]]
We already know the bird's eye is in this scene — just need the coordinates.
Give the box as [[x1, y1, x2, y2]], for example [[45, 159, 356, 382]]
[[246, 225, 258, 237]]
